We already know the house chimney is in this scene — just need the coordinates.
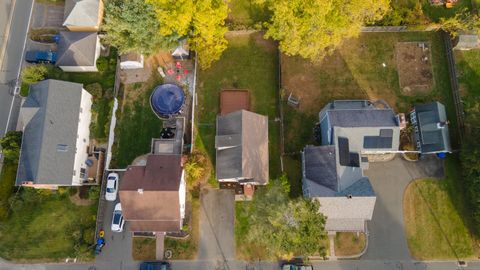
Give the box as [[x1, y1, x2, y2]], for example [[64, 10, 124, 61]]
[[137, 188, 143, 194]]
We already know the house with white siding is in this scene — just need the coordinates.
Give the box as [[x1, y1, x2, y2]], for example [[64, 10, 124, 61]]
[[16, 79, 93, 189]]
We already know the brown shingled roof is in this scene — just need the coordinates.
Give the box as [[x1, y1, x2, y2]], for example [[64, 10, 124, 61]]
[[119, 154, 183, 232]]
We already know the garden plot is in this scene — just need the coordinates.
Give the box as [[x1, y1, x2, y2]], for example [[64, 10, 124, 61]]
[[396, 42, 434, 95]]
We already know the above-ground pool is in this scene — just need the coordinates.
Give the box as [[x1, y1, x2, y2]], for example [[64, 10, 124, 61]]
[[150, 84, 185, 119]]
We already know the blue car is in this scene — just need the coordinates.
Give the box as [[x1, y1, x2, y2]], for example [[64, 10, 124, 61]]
[[25, 50, 57, 64], [139, 261, 170, 270]]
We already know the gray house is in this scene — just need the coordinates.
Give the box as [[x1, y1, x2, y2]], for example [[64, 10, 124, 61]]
[[215, 110, 269, 197], [16, 80, 93, 189], [303, 100, 401, 232], [56, 31, 101, 72], [410, 102, 452, 154]]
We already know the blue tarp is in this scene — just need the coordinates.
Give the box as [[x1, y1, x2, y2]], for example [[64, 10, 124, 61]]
[[150, 84, 185, 115]]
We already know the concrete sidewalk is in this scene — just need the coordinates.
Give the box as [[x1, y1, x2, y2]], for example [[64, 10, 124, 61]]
[[0, 0, 15, 68]]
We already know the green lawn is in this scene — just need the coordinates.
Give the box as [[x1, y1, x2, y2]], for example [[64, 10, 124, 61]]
[[45, 52, 118, 141], [110, 73, 163, 168], [281, 31, 455, 196], [235, 201, 269, 260], [196, 31, 281, 179], [227, 0, 270, 28], [404, 175, 478, 260], [0, 185, 97, 261], [421, 0, 473, 22], [455, 49, 480, 99], [0, 164, 16, 220]]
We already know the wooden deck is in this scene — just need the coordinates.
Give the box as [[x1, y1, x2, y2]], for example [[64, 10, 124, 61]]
[[220, 89, 250, 115]]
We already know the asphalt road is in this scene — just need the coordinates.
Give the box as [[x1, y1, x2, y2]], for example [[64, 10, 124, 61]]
[[0, 0, 34, 137]]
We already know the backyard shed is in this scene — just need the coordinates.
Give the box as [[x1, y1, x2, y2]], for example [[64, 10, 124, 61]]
[[454, 34, 479, 50], [120, 53, 144, 70]]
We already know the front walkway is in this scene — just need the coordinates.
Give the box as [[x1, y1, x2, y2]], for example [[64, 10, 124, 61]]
[[363, 155, 443, 260]]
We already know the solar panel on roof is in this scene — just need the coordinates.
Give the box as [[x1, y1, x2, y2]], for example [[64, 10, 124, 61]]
[[380, 129, 393, 137], [363, 136, 393, 149], [338, 137, 350, 166]]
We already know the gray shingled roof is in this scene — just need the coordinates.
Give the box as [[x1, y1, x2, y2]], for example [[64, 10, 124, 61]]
[[303, 145, 374, 197], [216, 110, 269, 184], [63, 0, 100, 28], [413, 102, 452, 153], [327, 109, 398, 128], [56, 31, 98, 67], [16, 80, 84, 185], [304, 145, 337, 192]]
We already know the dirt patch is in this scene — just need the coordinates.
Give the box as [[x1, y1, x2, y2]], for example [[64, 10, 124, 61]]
[[69, 193, 94, 206], [334, 232, 366, 257], [395, 42, 434, 96], [132, 237, 156, 261]]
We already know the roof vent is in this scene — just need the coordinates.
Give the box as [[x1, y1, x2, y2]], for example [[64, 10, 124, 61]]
[[56, 144, 68, 152], [137, 188, 143, 194], [347, 194, 353, 199]]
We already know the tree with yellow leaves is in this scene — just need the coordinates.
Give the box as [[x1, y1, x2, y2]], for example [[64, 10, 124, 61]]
[[254, 0, 390, 61], [147, 0, 229, 69]]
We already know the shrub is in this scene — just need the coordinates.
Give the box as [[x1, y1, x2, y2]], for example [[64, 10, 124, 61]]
[[96, 57, 109, 73], [0, 131, 22, 164], [0, 164, 18, 221], [85, 83, 103, 99], [87, 186, 100, 201], [82, 228, 95, 244], [21, 65, 48, 85]]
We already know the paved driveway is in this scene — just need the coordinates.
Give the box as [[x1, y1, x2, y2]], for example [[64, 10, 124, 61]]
[[363, 155, 444, 260], [31, 3, 64, 29], [198, 188, 235, 262], [93, 170, 134, 268]]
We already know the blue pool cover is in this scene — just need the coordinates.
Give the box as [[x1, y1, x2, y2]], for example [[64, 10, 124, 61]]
[[150, 84, 185, 116]]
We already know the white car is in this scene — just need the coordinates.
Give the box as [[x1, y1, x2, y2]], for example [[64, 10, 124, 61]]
[[111, 203, 125, 233], [105, 173, 119, 201]]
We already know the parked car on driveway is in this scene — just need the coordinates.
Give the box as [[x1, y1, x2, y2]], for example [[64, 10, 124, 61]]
[[139, 261, 170, 270], [105, 172, 119, 201], [25, 50, 57, 64], [282, 263, 313, 270], [111, 203, 125, 232]]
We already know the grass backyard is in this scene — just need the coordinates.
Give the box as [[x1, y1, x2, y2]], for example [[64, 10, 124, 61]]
[[281, 31, 455, 197], [227, 0, 269, 28], [196, 31, 281, 179], [0, 185, 98, 261], [110, 73, 164, 168], [403, 174, 478, 260], [455, 48, 480, 99]]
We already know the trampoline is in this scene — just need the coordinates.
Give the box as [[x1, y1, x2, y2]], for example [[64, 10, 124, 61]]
[[150, 84, 185, 119]]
